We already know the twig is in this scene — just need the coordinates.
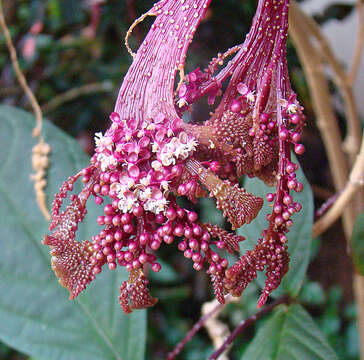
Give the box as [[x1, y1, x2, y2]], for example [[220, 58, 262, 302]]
[[313, 133, 364, 237], [294, 2, 362, 158], [208, 296, 289, 360], [289, 4, 350, 198], [202, 296, 239, 360], [290, 3, 364, 359], [0, 0, 42, 137], [41, 81, 113, 113], [0, 0, 50, 220], [167, 298, 226, 360], [348, 0, 364, 85]]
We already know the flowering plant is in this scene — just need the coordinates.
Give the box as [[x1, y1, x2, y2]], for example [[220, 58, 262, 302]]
[[1, 0, 363, 359], [43, 0, 306, 313]]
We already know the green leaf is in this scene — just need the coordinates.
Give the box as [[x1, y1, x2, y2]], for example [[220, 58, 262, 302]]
[[237, 155, 313, 297], [0, 106, 146, 360], [352, 211, 364, 275], [242, 304, 338, 360]]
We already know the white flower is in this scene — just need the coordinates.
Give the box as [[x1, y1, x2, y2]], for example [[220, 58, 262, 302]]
[[94, 132, 113, 151], [157, 133, 198, 166], [151, 142, 159, 153], [287, 103, 298, 114], [110, 182, 128, 198], [139, 187, 153, 201], [180, 139, 198, 158], [160, 152, 176, 166], [246, 91, 255, 103], [177, 98, 188, 108], [143, 198, 168, 214], [160, 180, 169, 191], [118, 191, 138, 213], [152, 160, 163, 171], [97, 153, 117, 171], [139, 176, 151, 187]]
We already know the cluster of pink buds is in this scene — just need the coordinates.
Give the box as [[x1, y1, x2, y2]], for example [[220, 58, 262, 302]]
[[44, 0, 306, 313]]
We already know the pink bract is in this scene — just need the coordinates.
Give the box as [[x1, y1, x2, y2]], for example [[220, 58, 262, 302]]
[[44, 0, 305, 313]]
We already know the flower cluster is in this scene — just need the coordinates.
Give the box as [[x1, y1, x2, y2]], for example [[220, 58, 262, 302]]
[[44, 0, 306, 313]]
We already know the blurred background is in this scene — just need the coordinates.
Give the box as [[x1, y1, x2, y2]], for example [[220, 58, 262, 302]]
[[0, 0, 362, 359]]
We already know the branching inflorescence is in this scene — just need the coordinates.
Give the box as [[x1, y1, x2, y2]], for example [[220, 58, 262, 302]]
[[43, 0, 306, 313]]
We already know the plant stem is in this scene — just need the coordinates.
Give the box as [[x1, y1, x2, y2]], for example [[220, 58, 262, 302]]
[[290, 3, 364, 358], [313, 133, 364, 237], [208, 296, 289, 360], [0, 0, 43, 137], [166, 299, 226, 360], [0, 0, 50, 220], [348, 0, 364, 85]]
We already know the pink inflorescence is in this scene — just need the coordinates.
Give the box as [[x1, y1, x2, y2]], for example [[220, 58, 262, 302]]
[[44, 0, 306, 313]]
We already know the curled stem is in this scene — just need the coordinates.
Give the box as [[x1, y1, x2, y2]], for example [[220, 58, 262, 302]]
[[125, 11, 155, 58]]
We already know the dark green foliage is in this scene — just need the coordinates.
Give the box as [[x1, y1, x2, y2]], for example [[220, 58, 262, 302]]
[[242, 304, 338, 360]]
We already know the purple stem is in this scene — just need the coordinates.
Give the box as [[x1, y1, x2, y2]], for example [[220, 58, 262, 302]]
[[114, 0, 211, 123], [167, 301, 225, 360], [208, 296, 290, 360]]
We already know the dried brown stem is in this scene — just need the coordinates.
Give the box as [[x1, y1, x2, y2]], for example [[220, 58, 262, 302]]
[[293, 2, 362, 158], [290, 3, 364, 358], [41, 81, 113, 113], [289, 3, 350, 197], [0, 0, 50, 220], [348, 0, 364, 85], [313, 132, 364, 237], [125, 10, 155, 58], [0, 0, 42, 137], [202, 296, 239, 360]]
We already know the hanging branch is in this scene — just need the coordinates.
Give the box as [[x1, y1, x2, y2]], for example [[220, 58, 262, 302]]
[[0, 0, 51, 220]]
